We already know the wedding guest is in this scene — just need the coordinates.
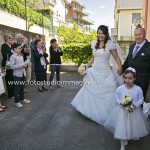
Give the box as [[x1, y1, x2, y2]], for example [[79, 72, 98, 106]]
[[10, 43, 30, 108], [49, 39, 63, 90], [1, 34, 14, 98], [105, 67, 149, 150], [33, 40, 48, 92], [30, 34, 42, 81], [16, 34, 30, 93], [16, 34, 30, 61], [0, 67, 7, 112], [120, 26, 150, 99]]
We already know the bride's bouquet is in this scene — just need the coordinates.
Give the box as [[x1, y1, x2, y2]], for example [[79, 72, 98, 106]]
[[120, 96, 134, 112], [78, 64, 86, 75]]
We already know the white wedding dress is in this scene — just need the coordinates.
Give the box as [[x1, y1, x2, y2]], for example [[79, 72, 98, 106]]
[[104, 84, 149, 140], [71, 40, 118, 125], [0, 69, 5, 95]]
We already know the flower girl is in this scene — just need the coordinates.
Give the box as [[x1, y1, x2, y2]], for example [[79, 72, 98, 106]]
[[0, 68, 7, 112], [104, 67, 149, 150]]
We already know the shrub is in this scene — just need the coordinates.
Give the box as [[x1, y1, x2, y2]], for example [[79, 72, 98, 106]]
[[61, 43, 92, 65], [0, 0, 52, 29]]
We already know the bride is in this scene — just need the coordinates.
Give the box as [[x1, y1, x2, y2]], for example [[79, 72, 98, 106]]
[[71, 25, 123, 125]]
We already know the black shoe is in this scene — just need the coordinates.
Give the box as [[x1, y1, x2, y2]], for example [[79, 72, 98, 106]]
[[38, 88, 44, 92], [42, 86, 48, 91]]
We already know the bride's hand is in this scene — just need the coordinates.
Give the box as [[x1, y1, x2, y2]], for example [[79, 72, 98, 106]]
[[117, 67, 123, 76], [86, 66, 92, 68]]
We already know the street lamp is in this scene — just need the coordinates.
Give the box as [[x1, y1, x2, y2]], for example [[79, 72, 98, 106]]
[[133, 17, 144, 27], [25, 0, 30, 45], [25, 0, 28, 31]]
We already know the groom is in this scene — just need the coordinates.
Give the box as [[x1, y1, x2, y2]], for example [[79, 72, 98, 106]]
[[118, 26, 150, 99]]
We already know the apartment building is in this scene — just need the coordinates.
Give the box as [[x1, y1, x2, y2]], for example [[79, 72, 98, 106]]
[[64, 0, 94, 30], [38, 0, 94, 33], [38, 0, 67, 36], [143, 0, 150, 40], [112, 0, 143, 53]]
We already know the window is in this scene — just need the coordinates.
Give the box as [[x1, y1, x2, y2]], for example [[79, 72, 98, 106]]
[[51, 0, 57, 5], [132, 13, 141, 23], [43, 0, 57, 5]]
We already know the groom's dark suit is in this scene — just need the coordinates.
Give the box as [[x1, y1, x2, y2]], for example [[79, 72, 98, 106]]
[[123, 40, 150, 98]]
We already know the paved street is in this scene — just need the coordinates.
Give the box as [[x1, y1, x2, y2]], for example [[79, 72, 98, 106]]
[[0, 72, 150, 150]]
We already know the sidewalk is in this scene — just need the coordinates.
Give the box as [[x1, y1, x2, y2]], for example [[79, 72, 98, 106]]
[[0, 72, 149, 150]]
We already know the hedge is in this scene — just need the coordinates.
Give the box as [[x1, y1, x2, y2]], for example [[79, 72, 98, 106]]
[[0, 0, 52, 30], [61, 43, 92, 65]]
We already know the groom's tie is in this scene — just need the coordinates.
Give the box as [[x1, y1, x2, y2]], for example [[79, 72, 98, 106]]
[[132, 45, 140, 59]]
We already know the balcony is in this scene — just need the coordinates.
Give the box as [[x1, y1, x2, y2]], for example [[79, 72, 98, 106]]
[[72, 7, 88, 16], [78, 17, 94, 25], [64, 0, 71, 4], [118, 36, 135, 41], [72, 15, 94, 25], [64, 0, 71, 6], [71, 0, 85, 8], [43, 0, 57, 6], [117, 0, 142, 10]]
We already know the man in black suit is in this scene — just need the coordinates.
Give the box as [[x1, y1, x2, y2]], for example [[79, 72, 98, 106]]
[[119, 26, 150, 99]]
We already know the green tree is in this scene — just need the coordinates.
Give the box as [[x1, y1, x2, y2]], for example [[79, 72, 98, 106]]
[[58, 22, 96, 45], [58, 23, 96, 65]]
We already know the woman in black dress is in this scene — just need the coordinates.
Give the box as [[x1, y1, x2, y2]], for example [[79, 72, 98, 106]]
[[1, 34, 14, 98]]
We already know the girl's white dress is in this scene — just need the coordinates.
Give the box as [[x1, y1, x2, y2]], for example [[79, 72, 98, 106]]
[[104, 84, 149, 140], [71, 40, 118, 125], [0, 69, 5, 95]]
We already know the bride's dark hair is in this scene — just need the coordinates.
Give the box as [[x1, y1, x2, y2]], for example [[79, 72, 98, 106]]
[[95, 25, 110, 49]]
